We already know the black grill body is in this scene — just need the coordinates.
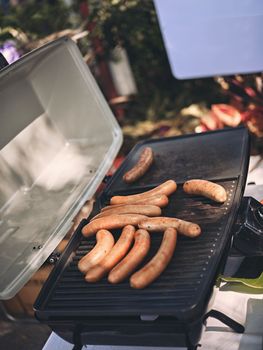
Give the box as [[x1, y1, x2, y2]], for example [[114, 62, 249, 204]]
[[34, 127, 250, 349]]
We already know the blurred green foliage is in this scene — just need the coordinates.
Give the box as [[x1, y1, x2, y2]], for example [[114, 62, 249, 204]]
[[0, 0, 73, 42], [89, 0, 228, 126]]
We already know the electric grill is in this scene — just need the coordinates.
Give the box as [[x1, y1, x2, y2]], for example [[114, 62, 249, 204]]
[[1, 37, 261, 350], [34, 127, 251, 350]]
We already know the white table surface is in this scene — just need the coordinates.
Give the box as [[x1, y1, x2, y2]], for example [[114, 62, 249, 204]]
[[43, 156, 263, 350]]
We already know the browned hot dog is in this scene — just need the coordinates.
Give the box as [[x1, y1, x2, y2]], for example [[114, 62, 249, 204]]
[[78, 229, 114, 274], [108, 229, 150, 284], [138, 217, 201, 238], [82, 214, 148, 237], [130, 227, 177, 289], [110, 180, 177, 205], [85, 225, 136, 282], [91, 204, 161, 221], [183, 179, 227, 203], [101, 194, 169, 211], [123, 147, 154, 183]]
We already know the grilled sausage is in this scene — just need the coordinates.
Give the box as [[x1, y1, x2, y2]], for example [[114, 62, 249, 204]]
[[138, 217, 201, 238], [78, 230, 114, 274], [101, 194, 169, 211], [130, 227, 177, 289], [110, 180, 177, 205], [183, 179, 227, 203], [82, 214, 148, 237], [108, 229, 150, 284], [123, 147, 154, 183], [91, 204, 161, 221], [85, 225, 136, 282]]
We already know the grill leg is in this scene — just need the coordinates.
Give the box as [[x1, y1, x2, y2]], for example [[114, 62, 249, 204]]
[[188, 345, 201, 350], [72, 345, 82, 350], [73, 326, 83, 350]]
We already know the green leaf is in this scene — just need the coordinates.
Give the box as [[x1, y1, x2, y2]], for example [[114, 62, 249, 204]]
[[217, 272, 263, 289]]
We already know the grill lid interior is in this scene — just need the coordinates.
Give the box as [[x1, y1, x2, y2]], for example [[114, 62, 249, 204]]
[[0, 37, 122, 300]]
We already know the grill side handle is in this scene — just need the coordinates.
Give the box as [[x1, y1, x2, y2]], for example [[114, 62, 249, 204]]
[[233, 197, 263, 256]]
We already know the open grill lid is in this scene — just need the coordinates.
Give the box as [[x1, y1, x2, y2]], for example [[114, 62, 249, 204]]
[[0, 37, 123, 300], [34, 127, 250, 323]]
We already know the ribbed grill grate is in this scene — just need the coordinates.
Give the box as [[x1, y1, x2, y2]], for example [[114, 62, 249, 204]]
[[42, 180, 236, 317]]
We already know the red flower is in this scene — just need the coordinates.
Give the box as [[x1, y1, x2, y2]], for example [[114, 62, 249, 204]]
[[242, 105, 263, 137], [211, 104, 241, 127], [196, 104, 242, 132]]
